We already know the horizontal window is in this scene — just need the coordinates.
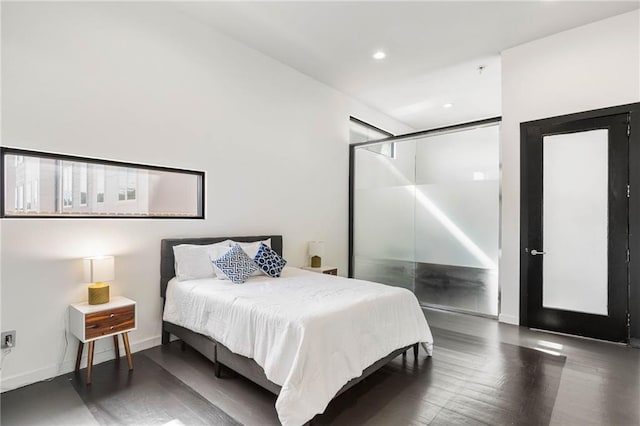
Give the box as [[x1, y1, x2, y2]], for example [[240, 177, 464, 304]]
[[1, 148, 204, 219]]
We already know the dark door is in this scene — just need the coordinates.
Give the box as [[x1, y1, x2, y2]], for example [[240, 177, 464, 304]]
[[521, 112, 629, 342]]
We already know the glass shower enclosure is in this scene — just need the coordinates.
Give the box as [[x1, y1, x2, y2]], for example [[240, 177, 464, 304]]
[[350, 119, 500, 317]]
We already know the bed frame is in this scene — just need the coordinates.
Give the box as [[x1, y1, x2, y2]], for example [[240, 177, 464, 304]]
[[160, 235, 419, 400]]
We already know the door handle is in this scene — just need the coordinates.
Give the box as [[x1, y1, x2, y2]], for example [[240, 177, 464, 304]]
[[531, 249, 546, 256]]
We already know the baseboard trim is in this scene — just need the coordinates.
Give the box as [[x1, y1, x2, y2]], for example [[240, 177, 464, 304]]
[[499, 313, 519, 325], [1, 335, 161, 393]]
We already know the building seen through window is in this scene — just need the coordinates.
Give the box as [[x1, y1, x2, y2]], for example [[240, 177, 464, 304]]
[[2, 149, 203, 218]]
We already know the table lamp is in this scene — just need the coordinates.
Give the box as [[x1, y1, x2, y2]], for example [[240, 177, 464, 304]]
[[84, 255, 114, 305], [308, 241, 324, 268]]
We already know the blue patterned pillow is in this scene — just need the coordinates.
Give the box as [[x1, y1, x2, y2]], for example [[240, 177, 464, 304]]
[[253, 242, 287, 277], [212, 243, 258, 284]]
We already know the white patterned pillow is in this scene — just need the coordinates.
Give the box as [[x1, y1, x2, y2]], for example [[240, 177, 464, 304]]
[[253, 243, 287, 277], [212, 243, 258, 284]]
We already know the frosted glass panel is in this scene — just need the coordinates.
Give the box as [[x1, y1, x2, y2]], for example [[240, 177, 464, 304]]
[[414, 125, 499, 269], [353, 143, 416, 285], [542, 130, 608, 315], [414, 182, 499, 269], [354, 186, 415, 262], [352, 123, 499, 316], [354, 142, 416, 191], [415, 125, 500, 185]]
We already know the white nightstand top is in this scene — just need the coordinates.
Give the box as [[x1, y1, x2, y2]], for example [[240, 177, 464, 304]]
[[70, 296, 135, 314], [301, 266, 337, 273]]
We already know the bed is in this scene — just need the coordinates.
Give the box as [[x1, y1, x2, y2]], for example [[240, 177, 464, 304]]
[[160, 235, 433, 425]]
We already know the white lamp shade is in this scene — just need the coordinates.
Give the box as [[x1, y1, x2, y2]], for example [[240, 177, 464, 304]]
[[84, 256, 115, 283], [308, 241, 325, 257]]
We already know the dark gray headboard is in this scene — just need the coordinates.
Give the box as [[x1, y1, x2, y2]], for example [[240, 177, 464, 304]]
[[160, 235, 283, 299]]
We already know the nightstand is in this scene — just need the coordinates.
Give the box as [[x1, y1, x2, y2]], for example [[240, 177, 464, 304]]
[[302, 266, 338, 276], [69, 296, 136, 384]]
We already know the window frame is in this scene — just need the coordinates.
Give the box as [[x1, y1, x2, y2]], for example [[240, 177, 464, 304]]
[[0, 147, 205, 219], [349, 116, 396, 158]]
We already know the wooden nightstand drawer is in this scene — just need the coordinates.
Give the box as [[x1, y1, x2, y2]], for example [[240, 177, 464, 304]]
[[85, 305, 135, 340], [86, 304, 134, 326], [70, 296, 137, 342]]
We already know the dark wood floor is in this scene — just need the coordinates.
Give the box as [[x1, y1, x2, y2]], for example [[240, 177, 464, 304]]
[[2, 308, 639, 425]]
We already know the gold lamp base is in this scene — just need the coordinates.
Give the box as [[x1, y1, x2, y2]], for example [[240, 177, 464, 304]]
[[88, 282, 110, 305], [311, 255, 322, 268]]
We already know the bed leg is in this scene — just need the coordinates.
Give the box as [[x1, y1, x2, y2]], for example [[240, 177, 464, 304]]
[[162, 330, 170, 345], [402, 350, 407, 359], [214, 362, 221, 378], [181, 341, 187, 351], [413, 343, 419, 360]]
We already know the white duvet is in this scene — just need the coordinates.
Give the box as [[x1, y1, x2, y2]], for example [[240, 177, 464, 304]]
[[163, 267, 433, 426]]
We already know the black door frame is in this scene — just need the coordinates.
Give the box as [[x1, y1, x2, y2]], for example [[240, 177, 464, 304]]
[[520, 102, 640, 345]]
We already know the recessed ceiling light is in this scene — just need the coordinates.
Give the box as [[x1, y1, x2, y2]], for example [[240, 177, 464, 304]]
[[443, 103, 453, 109], [373, 51, 386, 60]]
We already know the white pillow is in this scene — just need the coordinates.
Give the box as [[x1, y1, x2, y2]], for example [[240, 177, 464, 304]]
[[233, 239, 271, 276], [234, 238, 271, 258], [173, 240, 232, 281]]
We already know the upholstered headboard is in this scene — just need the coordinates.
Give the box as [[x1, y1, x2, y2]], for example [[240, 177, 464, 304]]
[[160, 235, 283, 299]]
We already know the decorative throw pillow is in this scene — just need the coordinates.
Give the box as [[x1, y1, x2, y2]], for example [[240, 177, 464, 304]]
[[234, 239, 272, 276], [212, 243, 258, 284], [253, 242, 287, 277], [208, 245, 234, 279]]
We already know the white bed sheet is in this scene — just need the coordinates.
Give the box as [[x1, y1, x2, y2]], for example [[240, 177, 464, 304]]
[[163, 266, 433, 426]]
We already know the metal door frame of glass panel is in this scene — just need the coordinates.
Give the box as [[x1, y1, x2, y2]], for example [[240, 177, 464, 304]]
[[520, 103, 640, 345], [348, 116, 502, 318]]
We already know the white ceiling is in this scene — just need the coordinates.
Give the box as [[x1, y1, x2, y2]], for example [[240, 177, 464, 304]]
[[173, 1, 639, 131]]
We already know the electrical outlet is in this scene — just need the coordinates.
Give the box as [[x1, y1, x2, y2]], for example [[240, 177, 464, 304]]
[[1, 331, 16, 349]]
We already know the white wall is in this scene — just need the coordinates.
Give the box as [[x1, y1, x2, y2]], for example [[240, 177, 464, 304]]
[[0, 2, 411, 390], [500, 10, 640, 324]]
